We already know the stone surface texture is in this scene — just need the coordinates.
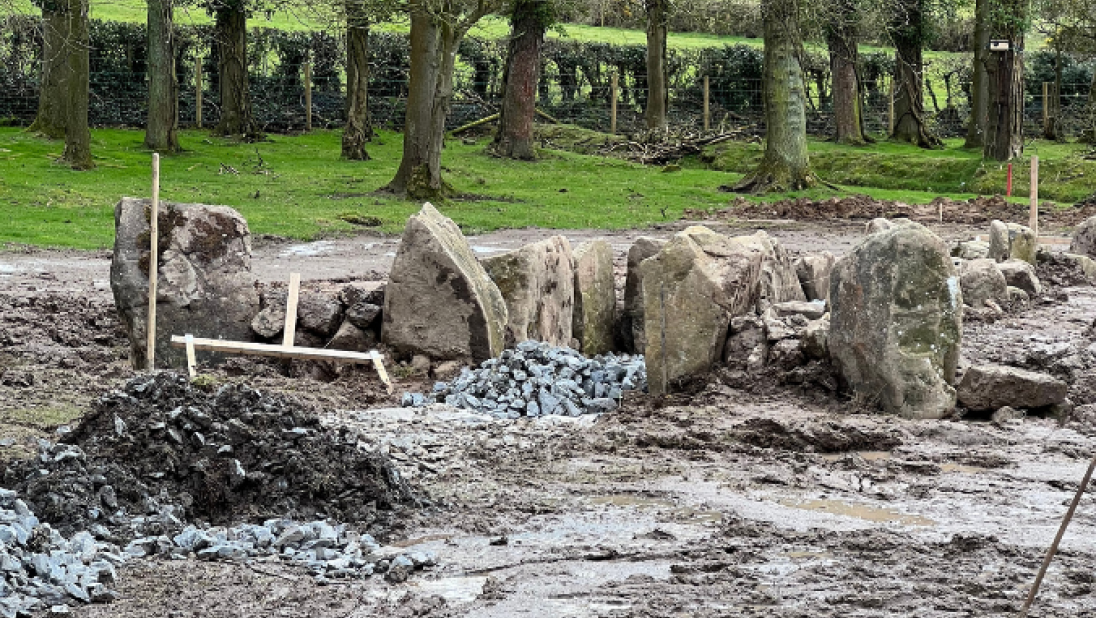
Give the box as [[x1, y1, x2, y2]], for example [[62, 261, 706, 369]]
[[382, 203, 508, 362], [795, 252, 836, 301], [957, 365, 1068, 411], [641, 226, 762, 394], [959, 258, 1008, 308], [111, 198, 259, 369], [482, 236, 574, 347], [1072, 216, 1096, 258], [572, 240, 616, 356], [828, 222, 962, 419], [621, 237, 667, 353]]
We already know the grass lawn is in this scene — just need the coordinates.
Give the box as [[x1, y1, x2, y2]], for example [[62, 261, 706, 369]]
[[703, 137, 1096, 204], [0, 125, 1067, 251]]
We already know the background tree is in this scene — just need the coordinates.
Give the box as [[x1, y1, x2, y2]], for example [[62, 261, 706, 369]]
[[888, 0, 941, 147], [644, 0, 668, 129], [211, 0, 260, 139], [734, 0, 814, 193], [493, 0, 554, 159], [964, 0, 990, 148], [146, 0, 180, 152], [342, 0, 373, 159], [385, 0, 507, 199], [824, 0, 866, 144], [983, 0, 1026, 160], [28, 0, 68, 139], [60, 0, 91, 169]]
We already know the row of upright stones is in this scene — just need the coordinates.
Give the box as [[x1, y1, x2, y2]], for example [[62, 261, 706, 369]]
[[381, 203, 618, 362]]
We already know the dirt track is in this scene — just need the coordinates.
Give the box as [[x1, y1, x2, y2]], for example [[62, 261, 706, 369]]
[[3, 221, 1096, 617]]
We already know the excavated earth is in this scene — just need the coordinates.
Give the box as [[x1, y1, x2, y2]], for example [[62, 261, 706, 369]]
[[2, 215, 1096, 617]]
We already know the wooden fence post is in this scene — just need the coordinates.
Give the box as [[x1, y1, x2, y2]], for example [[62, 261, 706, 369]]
[[195, 57, 202, 129], [610, 72, 618, 134], [703, 75, 710, 132], [1042, 82, 1049, 131], [304, 59, 313, 132], [1030, 155, 1039, 236], [147, 153, 161, 370], [888, 79, 895, 136]]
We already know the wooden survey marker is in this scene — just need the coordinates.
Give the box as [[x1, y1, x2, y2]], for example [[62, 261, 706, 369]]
[[172, 273, 392, 393]]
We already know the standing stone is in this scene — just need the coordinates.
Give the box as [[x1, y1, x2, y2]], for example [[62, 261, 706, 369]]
[[988, 220, 1037, 264], [959, 259, 1008, 308], [954, 239, 990, 260], [997, 259, 1042, 297], [382, 203, 508, 362], [111, 198, 260, 369], [731, 230, 806, 307], [794, 252, 836, 301], [622, 237, 667, 353], [641, 226, 762, 394], [482, 236, 574, 346], [572, 240, 616, 356], [1071, 216, 1096, 259], [829, 222, 962, 419]]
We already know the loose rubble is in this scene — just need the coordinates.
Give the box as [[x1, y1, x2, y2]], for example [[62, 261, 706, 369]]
[[402, 340, 646, 416]]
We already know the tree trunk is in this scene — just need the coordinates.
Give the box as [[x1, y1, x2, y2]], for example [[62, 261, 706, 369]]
[[644, 0, 668, 129], [890, 0, 940, 147], [213, 3, 259, 139], [964, 0, 989, 148], [29, 7, 68, 139], [734, 0, 813, 193], [983, 0, 1024, 161], [385, 4, 460, 199], [1044, 46, 1061, 141], [61, 0, 92, 170], [826, 0, 864, 145], [342, 0, 371, 160], [493, 0, 547, 160], [145, 0, 179, 152]]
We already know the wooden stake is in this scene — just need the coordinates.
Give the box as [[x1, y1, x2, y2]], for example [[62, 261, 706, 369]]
[[888, 80, 895, 136], [1020, 452, 1096, 617], [1030, 155, 1039, 236], [304, 60, 312, 132], [146, 153, 161, 370], [184, 334, 197, 378], [1042, 82, 1049, 131], [283, 273, 301, 347], [703, 75, 710, 132], [610, 73, 618, 134], [195, 57, 202, 129]]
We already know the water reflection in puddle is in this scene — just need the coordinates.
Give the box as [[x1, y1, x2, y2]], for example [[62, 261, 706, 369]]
[[779, 498, 935, 527]]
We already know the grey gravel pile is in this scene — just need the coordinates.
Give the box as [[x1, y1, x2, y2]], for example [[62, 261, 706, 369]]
[[0, 488, 121, 617], [402, 341, 647, 417], [126, 519, 435, 583]]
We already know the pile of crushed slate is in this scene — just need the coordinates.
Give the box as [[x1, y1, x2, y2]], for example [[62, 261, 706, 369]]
[[0, 373, 429, 612], [402, 341, 647, 416]]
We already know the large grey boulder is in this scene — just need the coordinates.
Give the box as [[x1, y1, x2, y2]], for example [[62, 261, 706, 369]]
[[732, 230, 805, 306], [959, 258, 1008, 308], [865, 218, 894, 235], [572, 240, 616, 356], [482, 236, 574, 347], [998, 259, 1042, 297], [954, 240, 990, 260], [988, 220, 1037, 264], [621, 237, 667, 353], [111, 198, 260, 369], [957, 365, 1068, 411], [641, 226, 762, 394], [829, 222, 962, 419], [382, 203, 508, 362], [795, 252, 836, 301], [1070, 216, 1096, 259]]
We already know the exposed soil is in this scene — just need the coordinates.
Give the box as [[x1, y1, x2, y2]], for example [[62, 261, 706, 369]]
[[2, 220, 1096, 617], [692, 194, 1096, 229]]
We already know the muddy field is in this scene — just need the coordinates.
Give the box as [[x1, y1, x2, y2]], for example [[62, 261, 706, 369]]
[[3, 219, 1096, 617]]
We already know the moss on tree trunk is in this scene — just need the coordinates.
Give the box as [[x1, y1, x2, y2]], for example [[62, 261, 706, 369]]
[[644, 0, 668, 130], [212, 3, 259, 140], [734, 0, 814, 193], [29, 7, 68, 139], [889, 0, 941, 149], [964, 0, 990, 149], [826, 0, 865, 146], [983, 0, 1025, 161], [61, 0, 92, 170], [145, 0, 180, 153], [342, 0, 372, 161]]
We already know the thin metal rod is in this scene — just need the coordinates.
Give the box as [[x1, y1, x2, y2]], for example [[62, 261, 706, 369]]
[[1020, 452, 1096, 616]]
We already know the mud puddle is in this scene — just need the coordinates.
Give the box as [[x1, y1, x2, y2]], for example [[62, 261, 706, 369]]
[[778, 498, 936, 527]]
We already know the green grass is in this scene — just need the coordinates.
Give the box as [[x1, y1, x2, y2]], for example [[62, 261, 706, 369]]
[[4, 125, 1084, 251], [703, 137, 1096, 204]]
